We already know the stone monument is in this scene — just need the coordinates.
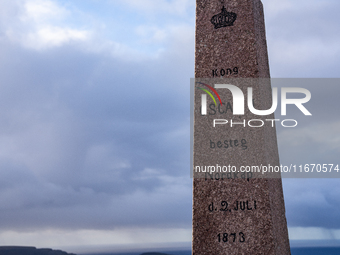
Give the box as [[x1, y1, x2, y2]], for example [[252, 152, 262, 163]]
[[192, 0, 291, 254]]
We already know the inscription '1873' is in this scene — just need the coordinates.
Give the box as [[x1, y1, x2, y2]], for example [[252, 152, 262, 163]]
[[217, 232, 246, 243], [213, 67, 238, 77]]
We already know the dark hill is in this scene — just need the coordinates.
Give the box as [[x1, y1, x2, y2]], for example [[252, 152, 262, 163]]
[[0, 246, 76, 255], [140, 253, 170, 255]]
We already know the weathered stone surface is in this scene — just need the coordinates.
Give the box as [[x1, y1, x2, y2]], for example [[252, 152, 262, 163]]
[[193, 0, 290, 254]]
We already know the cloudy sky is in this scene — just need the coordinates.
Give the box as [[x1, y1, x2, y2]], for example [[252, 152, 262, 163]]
[[0, 0, 339, 253]]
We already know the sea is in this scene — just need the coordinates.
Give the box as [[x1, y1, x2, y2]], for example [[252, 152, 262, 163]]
[[83, 247, 340, 255]]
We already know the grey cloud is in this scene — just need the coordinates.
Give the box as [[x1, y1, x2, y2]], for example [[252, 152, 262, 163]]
[[0, 3, 194, 229], [283, 179, 340, 228], [0, 0, 339, 234], [274, 78, 340, 229], [263, 0, 340, 77]]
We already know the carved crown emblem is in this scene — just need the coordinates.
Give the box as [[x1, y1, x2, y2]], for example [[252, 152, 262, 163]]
[[211, 6, 237, 29]]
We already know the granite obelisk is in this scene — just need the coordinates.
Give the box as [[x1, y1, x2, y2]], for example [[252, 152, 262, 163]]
[[193, 0, 291, 254]]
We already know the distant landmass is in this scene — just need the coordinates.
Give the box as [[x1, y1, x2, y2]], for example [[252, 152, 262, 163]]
[[140, 253, 170, 255], [0, 246, 76, 255], [80, 250, 189, 255], [4, 246, 340, 255], [78, 247, 340, 255]]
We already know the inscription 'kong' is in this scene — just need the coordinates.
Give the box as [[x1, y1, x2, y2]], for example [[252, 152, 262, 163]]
[[212, 67, 238, 77]]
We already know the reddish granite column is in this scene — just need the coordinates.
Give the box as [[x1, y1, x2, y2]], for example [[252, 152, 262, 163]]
[[192, 0, 291, 254]]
